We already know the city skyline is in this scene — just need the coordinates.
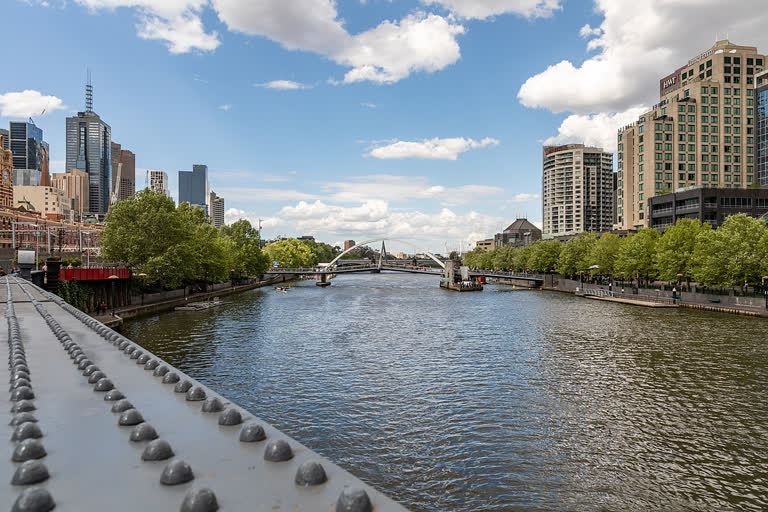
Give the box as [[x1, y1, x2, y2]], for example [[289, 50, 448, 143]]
[[2, 1, 768, 251]]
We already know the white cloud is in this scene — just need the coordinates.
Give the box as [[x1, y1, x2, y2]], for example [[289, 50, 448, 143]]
[[218, 103, 232, 111], [369, 137, 499, 160], [508, 192, 540, 203], [136, 13, 220, 53], [360, 102, 377, 108], [0, 90, 66, 118], [422, 0, 561, 20], [276, 199, 504, 244], [519, 0, 768, 151], [543, 107, 647, 152], [215, 187, 318, 202], [254, 80, 311, 90], [224, 207, 282, 228]]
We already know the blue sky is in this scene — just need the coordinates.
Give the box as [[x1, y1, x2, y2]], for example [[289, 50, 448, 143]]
[[2, 0, 766, 253]]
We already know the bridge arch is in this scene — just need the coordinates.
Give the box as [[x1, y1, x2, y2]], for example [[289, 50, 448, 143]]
[[326, 239, 446, 270]]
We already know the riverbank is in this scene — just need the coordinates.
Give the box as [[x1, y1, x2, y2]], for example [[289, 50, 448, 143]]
[[90, 274, 294, 328]]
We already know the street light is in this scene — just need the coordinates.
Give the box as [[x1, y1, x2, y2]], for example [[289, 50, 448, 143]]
[[108, 275, 119, 316]]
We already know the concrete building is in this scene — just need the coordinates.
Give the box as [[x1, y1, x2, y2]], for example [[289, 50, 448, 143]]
[[110, 142, 135, 202], [52, 170, 89, 222], [757, 69, 768, 185], [0, 129, 8, 150], [13, 185, 72, 223], [618, 40, 767, 229], [209, 191, 225, 228], [179, 164, 209, 215], [647, 186, 768, 230], [65, 81, 112, 215], [475, 239, 494, 252], [0, 133, 12, 208], [148, 170, 170, 197], [343, 240, 356, 250], [8, 121, 48, 187], [494, 218, 542, 248], [543, 144, 614, 236]]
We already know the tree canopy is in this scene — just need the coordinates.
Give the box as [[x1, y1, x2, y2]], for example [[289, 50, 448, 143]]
[[264, 239, 315, 268]]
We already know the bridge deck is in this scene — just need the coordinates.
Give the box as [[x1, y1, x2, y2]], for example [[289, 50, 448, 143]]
[[3, 277, 408, 511]]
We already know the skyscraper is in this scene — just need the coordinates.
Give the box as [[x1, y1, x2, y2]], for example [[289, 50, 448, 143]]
[[210, 191, 225, 228], [617, 40, 766, 229], [148, 170, 170, 197], [757, 69, 768, 185], [65, 79, 112, 215], [111, 142, 135, 202], [178, 164, 209, 215], [8, 120, 48, 186], [542, 144, 614, 236]]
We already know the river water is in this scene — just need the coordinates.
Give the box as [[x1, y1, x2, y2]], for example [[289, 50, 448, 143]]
[[122, 273, 768, 511]]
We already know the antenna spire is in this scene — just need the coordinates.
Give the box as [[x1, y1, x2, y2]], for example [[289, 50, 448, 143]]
[[85, 68, 93, 112]]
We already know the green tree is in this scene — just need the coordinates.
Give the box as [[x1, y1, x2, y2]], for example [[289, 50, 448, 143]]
[[654, 218, 710, 281], [527, 241, 561, 273], [264, 239, 315, 268], [589, 233, 621, 276], [556, 233, 597, 275], [300, 239, 336, 265], [692, 214, 768, 287], [615, 229, 660, 283], [220, 219, 269, 276]]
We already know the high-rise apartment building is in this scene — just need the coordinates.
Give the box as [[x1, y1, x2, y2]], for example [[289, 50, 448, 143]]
[[0, 133, 12, 208], [617, 40, 766, 229], [542, 144, 614, 236], [179, 164, 209, 215], [65, 80, 112, 214], [52, 169, 89, 222], [756, 69, 768, 185], [148, 170, 170, 197], [110, 142, 135, 202], [209, 191, 225, 228], [8, 121, 48, 186]]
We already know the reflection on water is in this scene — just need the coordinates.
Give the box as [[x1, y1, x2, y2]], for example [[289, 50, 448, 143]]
[[123, 273, 768, 511]]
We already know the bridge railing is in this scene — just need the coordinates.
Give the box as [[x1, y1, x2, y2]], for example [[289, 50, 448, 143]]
[[470, 270, 546, 280]]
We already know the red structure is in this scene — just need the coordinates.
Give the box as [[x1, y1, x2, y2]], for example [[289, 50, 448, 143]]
[[59, 267, 130, 281]]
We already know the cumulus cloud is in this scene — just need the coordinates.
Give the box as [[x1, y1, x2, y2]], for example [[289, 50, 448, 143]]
[[276, 199, 505, 244], [369, 137, 499, 160], [71, 0, 466, 83], [254, 80, 311, 90], [519, 0, 768, 150], [0, 90, 66, 118], [543, 107, 647, 153], [508, 193, 540, 203], [224, 208, 282, 228], [422, 0, 560, 20], [215, 187, 318, 202]]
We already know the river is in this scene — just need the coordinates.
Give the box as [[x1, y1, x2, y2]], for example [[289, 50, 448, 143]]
[[122, 273, 768, 512]]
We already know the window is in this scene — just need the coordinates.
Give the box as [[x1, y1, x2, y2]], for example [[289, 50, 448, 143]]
[[678, 173, 686, 181], [702, 173, 709, 181], [734, 57, 740, 65], [725, 56, 731, 64], [747, 57, 754, 66], [706, 69, 712, 77], [688, 105, 696, 113]]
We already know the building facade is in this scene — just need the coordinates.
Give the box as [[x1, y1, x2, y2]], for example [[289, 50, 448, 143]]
[[475, 239, 494, 252], [0, 129, 8, 150], [110, 142, 135, 202], [65, 83, 112, 215], [494, 218, 542, 248], [343, 240, 356, 251], [618, 40, 766, 229], [209, 191, 225, 228], [52, 170, 89, 223], [179, 164, 209, 215], [542, 144, 614, 236], [757, 69, 768, 185], [13, 185, 72, 223], [8, 121, 48, 187], [0, 133, 12, 208], [647, 187, 768, 230], [148, 170, 170, 197]]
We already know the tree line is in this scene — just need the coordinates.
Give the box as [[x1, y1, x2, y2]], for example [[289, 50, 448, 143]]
[[463, 214, 768, 288]]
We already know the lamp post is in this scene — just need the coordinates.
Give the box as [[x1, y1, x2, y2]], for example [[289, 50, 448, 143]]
[[138, 273, 147, 305], [108, 275, 119, 316]]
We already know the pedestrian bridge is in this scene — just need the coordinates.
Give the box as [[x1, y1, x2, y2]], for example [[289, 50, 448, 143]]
[[2, 276, 408, 511]]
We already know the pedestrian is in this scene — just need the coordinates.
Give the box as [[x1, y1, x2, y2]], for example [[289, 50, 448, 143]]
[[99, 300, 107, 314]]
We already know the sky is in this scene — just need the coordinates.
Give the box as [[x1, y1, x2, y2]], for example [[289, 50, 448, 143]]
[[2, 0, 768, 254]]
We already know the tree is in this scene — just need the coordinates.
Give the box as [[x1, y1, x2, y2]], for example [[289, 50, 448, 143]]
[[528, 240, 561, 273], [654, 218, 710, 281], [220, 220, 269, 276], [556, 233, 597, 276], [300, 239, 336, 265], [693, 214, 768, 287], [615, 229, 660, 283], [264, 239, 314, 268], [589, 233, 621, 276]]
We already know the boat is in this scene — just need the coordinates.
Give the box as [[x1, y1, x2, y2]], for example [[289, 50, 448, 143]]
[[174, 297, 227, 311], [274, 286, 290, 293]]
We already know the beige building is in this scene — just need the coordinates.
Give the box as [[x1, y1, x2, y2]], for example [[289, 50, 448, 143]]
[[209, 191, 225, 228], [148, 170, 170, 197], [0, 133, 12, 209], [475, 239, 495, 252], [13, 185, 72, 223], [52, 170, 89, 222], [542, 144, 614, 236], [111, 142, 135, 202], [617, 40, 766, 230]]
